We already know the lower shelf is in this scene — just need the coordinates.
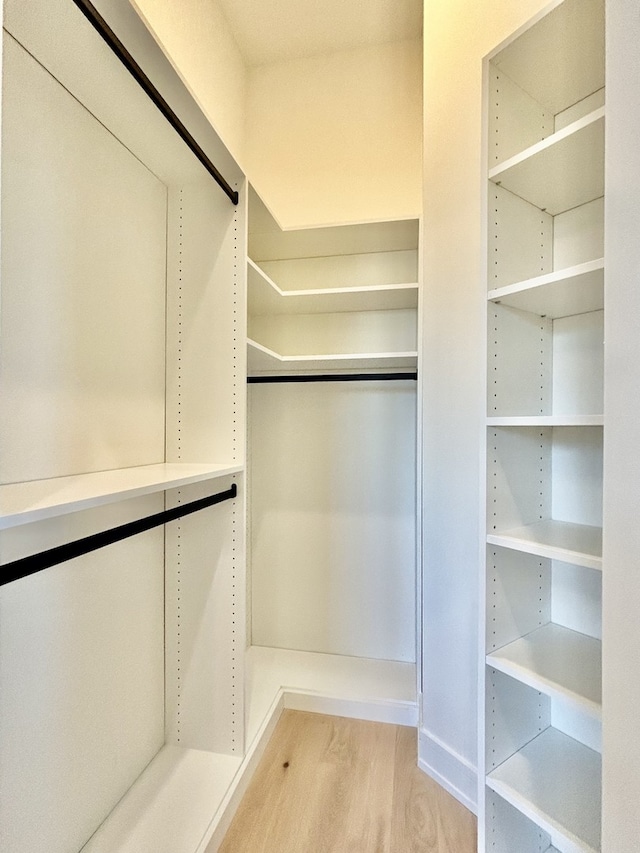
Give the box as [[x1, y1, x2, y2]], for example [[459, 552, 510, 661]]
[[82, 746, 242, 853], [487, 727, 601, 853], [247, 338, 418, 374]]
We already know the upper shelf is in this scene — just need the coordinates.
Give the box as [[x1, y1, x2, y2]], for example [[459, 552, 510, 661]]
[[248, 259, 418, 316], [488, 258, 604, 319], [489, 108, 604, 216], [247, 338, 417, 375], [0, 462, 243, 530]]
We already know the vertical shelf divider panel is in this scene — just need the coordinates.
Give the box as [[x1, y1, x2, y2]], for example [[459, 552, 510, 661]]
[[481, 2, 605, 851]]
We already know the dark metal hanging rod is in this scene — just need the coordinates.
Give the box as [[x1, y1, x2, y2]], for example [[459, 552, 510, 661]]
[[0, 484, 237, 589], [248, 372, 418, 384], [70, 0, 239, 205]]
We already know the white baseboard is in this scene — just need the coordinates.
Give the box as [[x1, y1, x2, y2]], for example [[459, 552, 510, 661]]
[[418, 727, 478, 815], [284, 689, 418, 727]]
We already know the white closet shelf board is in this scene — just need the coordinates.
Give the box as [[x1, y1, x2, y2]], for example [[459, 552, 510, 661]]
[[489, 109, 605, 216], [81, 745, 241, 853], [487, 623, 601, 718], [247, 259, 418, 316], [488, 520, 602, 571], [247, 338, 418, 374], [488, 259, 604, 319], [245, 646, 418, 747], [487, 728, 601, 853], [0, 463, 243, 529], [487, 416, 604, 427]]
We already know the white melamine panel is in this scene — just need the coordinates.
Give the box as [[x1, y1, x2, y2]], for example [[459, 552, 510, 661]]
[[0, 496, 165, 853], [552, 313, 604, 416], [486, 547, 550, 654], [554, 90, 606, 132], [165, 477, 244, 755], [488, 63, 553, 167], [249, 381, 416, 661], [553, 198, 604, 270], [0, 35, 167, 484], [486, 668, 549, 773], [486, 788, 552, 853], [81, 745, 242, 853], [249, 309, 416, 358], [248, 259, 418, 315], [489, 307, 603, 417], [490, 0, 605, 117], [487, 728, 601, 853], [0, 463, 243, 530], [488, 185, 553, 290], [487, 624, 601, 718], [166, 182, 246, 466], [552, 562, 602, 640], [487, 520, 602, 571], [257, 250, 418, 292], [247, 339, 417, 374], [488, 259, 604, 320], [489, 110, 604, 217], [488, 426, 603, 538], [488, 417, 603, 427]]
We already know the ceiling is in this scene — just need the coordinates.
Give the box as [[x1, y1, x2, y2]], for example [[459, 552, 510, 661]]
[[216, 0, 423, 67]]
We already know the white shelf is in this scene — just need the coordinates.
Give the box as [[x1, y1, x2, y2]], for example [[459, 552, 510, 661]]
[[248, 259, 418, 316], [247, 338, 418, 375], [487, 727, 601, 853], [488, 520, 602, 571], [487, 416, 603, 427], [488, 259, 604, 319], [487, 623, 601, 718], [246, 646, 418, 747], [489, 108, 605, 215], [81, 745, 242, 853], [0, 462, 243, 530]]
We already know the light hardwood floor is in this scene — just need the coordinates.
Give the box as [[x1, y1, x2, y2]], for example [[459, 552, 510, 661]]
[[218, 710, 477, 853]]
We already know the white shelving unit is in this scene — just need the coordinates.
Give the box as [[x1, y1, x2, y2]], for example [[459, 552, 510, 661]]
[[481, 1, 604, 851], [247, 188, 419, 375], [0, 2, 247, 852]]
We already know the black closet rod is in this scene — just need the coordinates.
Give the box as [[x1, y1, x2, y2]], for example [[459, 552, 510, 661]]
[[0, 484, 237, 589], [248, 372, 418, 384], [70, 0, 239, 205]]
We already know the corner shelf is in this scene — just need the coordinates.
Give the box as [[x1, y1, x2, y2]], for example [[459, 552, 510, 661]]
[[487, 258, 604, 319], [487, 727, 601, 853], [248, 258, 418, 315], [487, 520, 602, 571], [0, 462, 243, 530], [486, 623, 601, 719], [247, 337, 418, 375], [489, 108, 604, 215]]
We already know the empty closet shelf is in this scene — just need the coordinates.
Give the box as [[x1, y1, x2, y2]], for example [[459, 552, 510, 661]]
[[0, 463, 242, 530], [489, 108, 604, 215], [487, 728, 601, 853], [487, 520, 602, 570], [487, 623, 601, 717], [247, 338, 417, 374]]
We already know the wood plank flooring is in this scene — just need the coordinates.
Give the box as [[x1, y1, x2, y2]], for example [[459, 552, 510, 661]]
[[218, 710, 477, 853]]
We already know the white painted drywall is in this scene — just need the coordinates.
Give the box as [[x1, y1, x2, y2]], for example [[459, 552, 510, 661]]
[[245, 40, 423, 228], [420, 0, 552, 810]]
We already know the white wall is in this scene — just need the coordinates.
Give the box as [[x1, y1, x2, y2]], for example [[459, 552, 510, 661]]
[[131, 0, 248, 164], [245, 40, 423, 228], [420, 0, 551, 811]]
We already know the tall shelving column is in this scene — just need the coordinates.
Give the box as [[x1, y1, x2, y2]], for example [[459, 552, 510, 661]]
[[480, 2, 605, 852]]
